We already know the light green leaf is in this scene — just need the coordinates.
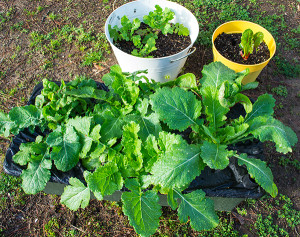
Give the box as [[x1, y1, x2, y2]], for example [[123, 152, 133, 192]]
[[65, 86, 106, 100], [84, 162, 123, 199], [248, 116, 298, 154], [121, 179, 162, 237], [61, 177, 91, 211], [0, 112, 15, 137], [219, 123, 249, 144], [202, 86, 229, 130], [200, 141, 233, 170], [46, 126, 81, 171], [245, 94, 275, 123], [175, 189, 219, 231], [100, 109, 125, 142], [236, 153, 278, 197], [13, 143, 33, 166], [175, 73, 197, 89], [158, 131, 185, 153], [150, 87, 201, 131], [200, 62, 236, 91], [233, 93, 253, 114], [21, 158, 52, 194], [151, 142, 205, 191]]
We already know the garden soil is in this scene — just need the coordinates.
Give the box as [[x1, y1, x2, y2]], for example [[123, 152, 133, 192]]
[[0, 0, 299, 236]]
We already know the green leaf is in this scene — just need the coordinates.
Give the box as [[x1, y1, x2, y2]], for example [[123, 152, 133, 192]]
[[0, 112, 15, 137], [240, 29, 254, 59], [233, 93, 253, 114], [200, 141, 233, 170], [248, 116, 298, 154], [112, 68, 139, 106], [253, 31, 264, 49], [84, 162, 123, 199], [126, 113, 161, 142], [8, 105, 42, 132], [150, 87, 201, 131], [219, 123, 249, 144], [236, 153, 278, 197], [13, 143, 33, 166], [202, 86, 229, 130], [175, 73, 197, 89], [151, 142, 205, 191], [245, 94, 275, 123], [46, 126, 81, 171], [121, 179, 162, 237], [158, 131, 184, 153], [174, 189, 219, 231], [200, 62, 236, 91], [61, 177, 91, 211], [65, 86, 106, 100], [21, 158, 52, 194]]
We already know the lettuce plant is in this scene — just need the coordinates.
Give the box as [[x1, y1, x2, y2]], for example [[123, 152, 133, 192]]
[[108, 5, 190, 57], [0, 62, 297, 236]]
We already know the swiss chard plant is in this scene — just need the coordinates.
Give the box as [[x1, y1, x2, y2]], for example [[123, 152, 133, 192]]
[[108, 5, 190, 57], [0, 62, 297, 236], [239, 28, 264, 60]]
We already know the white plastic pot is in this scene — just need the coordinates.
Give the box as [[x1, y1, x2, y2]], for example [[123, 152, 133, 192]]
[[104, 0, 199, 83]]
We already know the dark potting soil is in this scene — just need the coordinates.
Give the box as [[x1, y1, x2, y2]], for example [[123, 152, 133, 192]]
[[114, 23, 191, 58], [214, 32, 270, 65]]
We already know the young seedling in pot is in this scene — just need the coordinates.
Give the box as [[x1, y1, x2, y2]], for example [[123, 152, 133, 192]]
[[239, 28, 264, 60]]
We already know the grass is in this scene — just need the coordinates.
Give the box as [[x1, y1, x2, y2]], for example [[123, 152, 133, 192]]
[[0, 0, 299, 236]]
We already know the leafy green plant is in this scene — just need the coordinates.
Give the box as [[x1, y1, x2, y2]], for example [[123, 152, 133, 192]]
[[108, 5, 189, 57], [239, 28, 264, 60], [0, 62, 297, 237]]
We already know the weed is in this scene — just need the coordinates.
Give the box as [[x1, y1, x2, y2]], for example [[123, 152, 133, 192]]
[[48, 12, 59, 21], [44, 218, 60, 237], [274, 56, 300, 78], [278, 156, 300, 170], [11, 21, 24, 31], [271, 85, 288, 97], [81, 50, 103, 66]]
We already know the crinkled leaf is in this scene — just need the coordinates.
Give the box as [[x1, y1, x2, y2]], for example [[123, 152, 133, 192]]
[[13, 143, 33, 166], [248, 116, 298, 154], [245, 94, 275, 123], [200, 141, 233, 170], [236, 153, 278, 197], [150, 87, 201, 131], [151, 142, 205, 191], [219, 123, 249, 144], [84, 162, 123, 199], [121, 122, 143, 173], [142, 135, 160, 172], [61, 177, 91, 211], [174, 189, 219, 231], [21, 158, 52, 194], [121, 179, 162, 237], [158, 131, 185, 153], [202, 86, 229, 130], [200, 62, 236, 91], [65, 86, 106, 100], [46, 126, 81, 171]]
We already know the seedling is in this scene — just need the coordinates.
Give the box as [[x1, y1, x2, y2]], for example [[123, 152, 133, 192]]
[[108, 5, 189, 57], [239, 28, 264, 60]]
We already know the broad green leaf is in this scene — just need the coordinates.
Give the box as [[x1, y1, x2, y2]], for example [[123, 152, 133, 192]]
[[8, 105, 42, 131], [202, 86, 229, 130], [248, 116, 298, 154], [174, 189, 219, 231], [236, 153, 278, 197], [0, 112, 15, 137], [65, 87, 106, 100], [175, 73, 197, 89], [253, 32, 264, 49], [219, 123, 249, 144], [158, 131, 185, 153], [233, 93, 253, 114], [150, 87, 201, 131], [13, 143, 33, 166], [200, 62, 236, 91], [21, 158, 52, 194], [151, 142, 205, 191], [46, 126, 81, 171], [245, 94, 275, 123], [84, 162, 123, 199], [142, 135, 160, 172], [200, 141, 233, 170], [61, 177, 91, 211], [122, 179, 162, 237]]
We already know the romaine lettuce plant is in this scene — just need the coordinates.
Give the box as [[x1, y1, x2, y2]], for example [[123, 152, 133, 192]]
[[108, 5, 190, 57], [0, 62, 297, 236], [239, 28, 264, 60]]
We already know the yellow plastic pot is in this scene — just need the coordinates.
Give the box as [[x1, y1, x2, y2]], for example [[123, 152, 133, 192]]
[[212, 20, 276, 84]]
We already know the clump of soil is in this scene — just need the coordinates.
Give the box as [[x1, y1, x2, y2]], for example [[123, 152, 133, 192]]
[[214, 32, 270, 65], [114, 23, 191, 58]]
